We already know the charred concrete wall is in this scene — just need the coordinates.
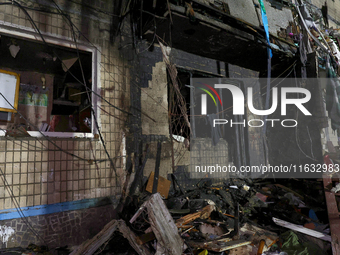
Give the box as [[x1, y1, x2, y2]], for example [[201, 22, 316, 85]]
[[309, 0, 340, 28], [0, 0, 128, 248], [0, 0, 324, 250], [123, 38, 265, 186], [121, 37, 231, 187], [261, 0, 294, 35]]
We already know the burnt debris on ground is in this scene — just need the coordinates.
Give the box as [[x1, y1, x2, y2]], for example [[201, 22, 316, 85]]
[[66, 174, 333, 255]]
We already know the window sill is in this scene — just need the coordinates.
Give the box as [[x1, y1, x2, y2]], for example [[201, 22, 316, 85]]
[[27, 131, 95, 138]]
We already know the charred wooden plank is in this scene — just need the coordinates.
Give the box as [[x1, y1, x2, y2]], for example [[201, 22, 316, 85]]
[[176, 205, 215, 227], [69, 220, 119, 255], [145, 193, 184, 255], [187, 240, 252, 252], [70, 220, 153, 255], [118, 220, 153, 255]]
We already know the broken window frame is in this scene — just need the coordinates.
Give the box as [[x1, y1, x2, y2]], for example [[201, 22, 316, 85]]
[[169, 66, 226, 138], [0, 22, 99, 138], [169, 67, 250, 174]]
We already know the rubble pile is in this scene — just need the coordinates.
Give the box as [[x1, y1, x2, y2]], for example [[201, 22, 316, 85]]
[[69, 177, 332, 255]]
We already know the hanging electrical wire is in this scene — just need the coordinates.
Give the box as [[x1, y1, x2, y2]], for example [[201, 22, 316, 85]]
[[13, 0, 161, 119], [32, 1, 170, 113], [0, 1, 132, 169], [293, 66, 318, 161], [0, 1, 134, 118], [50, 0, 119, 183]]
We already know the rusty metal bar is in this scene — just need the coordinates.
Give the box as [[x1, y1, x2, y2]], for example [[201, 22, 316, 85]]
[[323, 155, 340, 255]]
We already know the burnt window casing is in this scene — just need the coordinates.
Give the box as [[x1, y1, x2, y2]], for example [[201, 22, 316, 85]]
[[0, 34, 94, 136]]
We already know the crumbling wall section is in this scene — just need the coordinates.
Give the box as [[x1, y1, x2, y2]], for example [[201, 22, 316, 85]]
[[131, 43, 230, 184], [262, 1, 294, 35], [141, 62, 169, 136], [309, 0, 340, 28]]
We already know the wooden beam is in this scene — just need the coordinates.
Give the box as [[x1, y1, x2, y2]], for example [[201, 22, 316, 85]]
[[118, 220, 153, 255], [144, 193, 184, 255], [70, 219, 153, 255], [272, 217, 331, 242], [187, 240, 252, 252], [69, 220, 119, 255], [176, 205, 215, 227], [130, 206, 146, 224]]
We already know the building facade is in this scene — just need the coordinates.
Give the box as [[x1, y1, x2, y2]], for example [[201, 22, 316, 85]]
[[0, 0, 336, 250]]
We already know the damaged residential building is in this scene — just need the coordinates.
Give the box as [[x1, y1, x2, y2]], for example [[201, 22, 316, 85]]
[[1, 0, 340, 254]]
